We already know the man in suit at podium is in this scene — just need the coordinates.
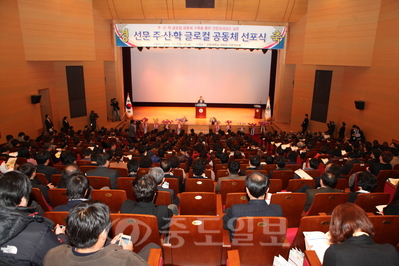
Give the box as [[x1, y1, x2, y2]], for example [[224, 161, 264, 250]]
[[197, 96, 205, 103]]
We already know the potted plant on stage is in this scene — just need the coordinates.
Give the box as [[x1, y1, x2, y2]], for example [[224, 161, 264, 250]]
[[153, 118, 159, 130], [215, 121, 221, 132], [248, 123, 256, 135], [162, 119, 173, 130], [141, 117, 148, 134], [259, 121, 269, 134], [225, 120, 232, 131], [209, 117, 217, 125]]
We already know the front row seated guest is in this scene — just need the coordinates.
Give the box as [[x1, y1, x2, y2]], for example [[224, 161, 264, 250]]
[[53, 173, 90, 211], [86, 153, 120, 189], [44, 201, 160, 266], [191, 159, 208, 179], [215, 161, 245, 193], [303, 171, 344, 212], [323, 203, 399, 266], [120, 174, 173, 233], [0, 171, 67, 265], [348, 171, 377, 202], [223, 172, 282, 240]]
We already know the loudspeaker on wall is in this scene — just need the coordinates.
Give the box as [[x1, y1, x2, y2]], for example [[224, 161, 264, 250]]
[[31, 95, 41, 104], [355, 100, 365, 110]]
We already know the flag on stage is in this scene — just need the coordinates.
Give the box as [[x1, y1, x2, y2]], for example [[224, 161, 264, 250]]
[[265, 97, 272, 121], [125, 94, 133, 117]]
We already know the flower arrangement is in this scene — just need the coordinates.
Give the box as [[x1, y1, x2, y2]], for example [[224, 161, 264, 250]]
[[225, 120, 232, 131], [162, 119, 173, 130], [141, 118, 149, 133], [259, 121, 269, 134], [214, 121, 221, 131], [238, 122, 245, 132], [176, 116, 188, 124], [153, 118, 159, 129], [248, 123, 256, 135], [209, 117, 217, 124]]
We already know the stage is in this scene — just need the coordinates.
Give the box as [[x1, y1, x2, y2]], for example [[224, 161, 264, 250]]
[[107, 106, 290, 133]]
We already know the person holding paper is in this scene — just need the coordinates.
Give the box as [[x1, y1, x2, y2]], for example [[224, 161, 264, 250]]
[[323, 203, 399, 266]]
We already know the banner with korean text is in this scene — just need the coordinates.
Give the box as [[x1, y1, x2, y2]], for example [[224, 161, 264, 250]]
[[114, 24, 286, 49]]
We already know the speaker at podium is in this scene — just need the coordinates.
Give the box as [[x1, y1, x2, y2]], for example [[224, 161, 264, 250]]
[[195, 103, 207, 118], [254, 105, 262, 119]]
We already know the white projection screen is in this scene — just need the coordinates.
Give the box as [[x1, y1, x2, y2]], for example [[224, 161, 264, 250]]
[[130, 48, 271, 104]]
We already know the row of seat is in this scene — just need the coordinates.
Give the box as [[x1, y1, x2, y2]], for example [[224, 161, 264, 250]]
[[41, 212, 399, 266]]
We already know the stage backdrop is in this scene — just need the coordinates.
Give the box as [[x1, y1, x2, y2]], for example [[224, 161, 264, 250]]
[[130, 48, 271, 105]]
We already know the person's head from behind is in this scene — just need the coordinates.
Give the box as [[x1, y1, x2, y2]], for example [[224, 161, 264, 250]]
[[127, 159, 140, 173], [133, 174, 157, 202], [245, 172, 269, 199], [309, 158, 319, 170], [320, 171, 338, 188], [96, 153, 110, 166], [61, 150, 77, 165], [66, 173, 89, 200], [357, 171, 377, 192], [0, 171, 32, 207], [265, 155, 274, 164], [329, 202, 374, 244], [380, 151, 393, 164], [249, 155, 261, 168], [160, 160, 171, 173], [149, 167, 165, 185], [220, 153, 229, 164], [192, 159, 206, 176], [228, 161, 240, 175], [35, 150, 50, 165], [139, 156, 152, 168], [287, 151, 298, 162], [67, 200, 111, 248], [275, 156, 286, 169], [18, 162, 36, 179], [168, 156, 180, 168]]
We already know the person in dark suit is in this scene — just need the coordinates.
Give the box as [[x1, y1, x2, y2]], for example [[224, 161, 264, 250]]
[[338, 122, 346, 140], [268, 156, 289, 179], [301, 114, 309, 133], [44, 114, 54, 133], [62, 116, 71, 132], [120, 174, 173, 233], [368, 150, 393, 176], [149, 167, 179, 215], [197, 96, 205, 103], [216, 161, 246, 192], [35, 150, 58, 183], [323, 203, 399, 266], [341, 152, 362, 176], [348, 171, 377, 202], [86, 153, 120, 189], [223, 171, 283, 240], [304, 171, 344, 211], [240, 155, 261, 176], [53, 173, 89, 211]]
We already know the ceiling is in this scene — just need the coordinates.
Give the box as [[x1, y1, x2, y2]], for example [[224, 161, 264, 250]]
[[93, 0, 308, 23]]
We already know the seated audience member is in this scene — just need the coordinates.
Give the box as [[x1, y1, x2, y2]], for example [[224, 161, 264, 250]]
[[60, 150, 78, 165], [57, 164, 82, 188], [267, 156, 289, 179], [312, 163, 343, 188], [348, 171, 377, 202], [139, 155, 153, 169], [127, 159, 140, 177], [216, 161, 245, 192], [81, 148, 93, 161], [389, 147, 399, 168], [161, 159, 183, 192], [383, 185, 399, 215], [19, 162, 54, 204], [168, 155, 186, 180], [240, 155, 261, 176], [44, 201, 157, 266], [220, 153, 229, 164], [109, 148, 126, 169], [120, 174, 173, 233], [367, 149, 382, 166], [86, 153, 120, 189], [17, 146, 37, 165], [0, 171, 66, 265], [35, 150, 58, 183], [286, 151, 298, 164], [149, 167, 179, 212], [369, 150, 393, 176], [53, 173, 90, 211], [323, 203, 399, 266], [304, 171, 343, 212], [341, 152, 362, 176], [223, 172, 282, 240], [191, 159, 208, 179]]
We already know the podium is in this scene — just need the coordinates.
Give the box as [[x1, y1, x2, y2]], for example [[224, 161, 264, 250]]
[[195, 103, 207, 118], [254, 105, 262, 119]]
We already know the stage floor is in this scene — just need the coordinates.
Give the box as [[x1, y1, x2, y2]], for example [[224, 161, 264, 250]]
[[128, 106, 262, 125]]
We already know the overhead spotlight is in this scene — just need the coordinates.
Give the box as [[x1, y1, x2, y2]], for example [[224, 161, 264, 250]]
[[262, 49, 268, 54], [249, 49, 254, 52], [137, 47, 143, 52], [146, 47, 150, 50]]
